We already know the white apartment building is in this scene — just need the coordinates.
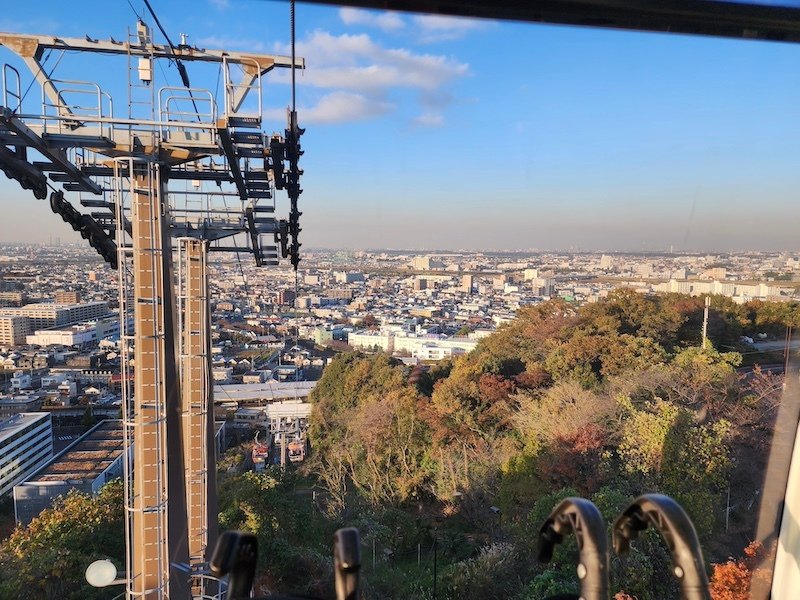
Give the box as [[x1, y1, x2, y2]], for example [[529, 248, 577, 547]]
[[393, 334, 478, 357], [348, 330, 394, 352], [212, 367, 233, 384], [26, 316, 121, 346], [653, 279, 784, 300], [334, 271, 365, 284], [348, 330, 478, 357], [13, 420, 125, 524], [529, 277, 555, 297], [0, 302, 109, 329], [0, 315, 30, 346], [0, 413, 53, 496], [411, 256, 445, 271], [10, 372, 31, 391]]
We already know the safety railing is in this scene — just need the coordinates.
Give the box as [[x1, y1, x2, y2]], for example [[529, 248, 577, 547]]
[[1, 64, 21, 112], [222, 56, 262, 121], [157, 86, 217, 145], [40, 77, 114, 137], [158, 86, 216, 124]]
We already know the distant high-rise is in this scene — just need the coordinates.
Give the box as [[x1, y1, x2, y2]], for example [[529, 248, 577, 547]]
[[54, 290, 80, 304], [523, 268, 539, 281], [461, 274, 474, 294], [334, 271, 365, 284], [493, 274, 509, 290], [530, 277, 554, 297], [411, 256, 444, 271], [278, 290, 297, 306]]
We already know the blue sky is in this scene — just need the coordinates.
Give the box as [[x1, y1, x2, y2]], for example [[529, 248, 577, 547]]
[[1, 0, 800, 251]]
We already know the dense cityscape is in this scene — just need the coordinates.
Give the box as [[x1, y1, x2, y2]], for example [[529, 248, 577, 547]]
[[0, 242, 797, 526], [0, 231, 798, 600]]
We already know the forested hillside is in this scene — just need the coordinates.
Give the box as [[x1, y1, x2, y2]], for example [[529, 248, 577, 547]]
[[305, 290, 792, 598], [0, 290, 795, 599]]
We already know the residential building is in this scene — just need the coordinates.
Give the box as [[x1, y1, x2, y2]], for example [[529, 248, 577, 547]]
[[0, 315, 30, 346], [278, 290, 296, 305], [13, 420, 123, 524], [0, 412, 53, 497], [0, 301, 108, 329], [0, 291, 25, 307], [461, 274, 474, 294], [0, 394, 44, 419], [411, 256, 444, 271], [26, 316, 121, 346], [523, 269, 539, 281], [334, 272, 364, 284], [53, 291, 81, 304]]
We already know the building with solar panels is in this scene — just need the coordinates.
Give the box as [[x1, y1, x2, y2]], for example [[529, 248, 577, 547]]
[[12, 419, 125, 524]]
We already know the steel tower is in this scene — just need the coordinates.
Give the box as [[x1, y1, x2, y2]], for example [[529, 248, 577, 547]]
[[0, 21, 304, 599]]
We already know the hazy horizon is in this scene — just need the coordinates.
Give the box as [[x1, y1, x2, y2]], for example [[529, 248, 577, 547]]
[[2, 1, 799, 252]]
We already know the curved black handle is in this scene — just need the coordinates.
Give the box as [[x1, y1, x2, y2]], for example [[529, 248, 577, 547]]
[[334, 527, 361, 600], [210, 530, 258, 600], [538, 497, 609, 600], [612, 494, 710, 600]]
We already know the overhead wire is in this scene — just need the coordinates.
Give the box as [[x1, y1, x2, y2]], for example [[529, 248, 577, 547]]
[[141, 0, 202, 121], [291, 0, 297, 113], [126, 0, 142, 19], [18, 49, 66, 109]]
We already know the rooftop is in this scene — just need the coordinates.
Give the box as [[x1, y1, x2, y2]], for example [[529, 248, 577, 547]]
[[215, 380, 316, 403], [0, 412, 49, 440], [0, 301, 107, 310], [27, 420, 123, 483]]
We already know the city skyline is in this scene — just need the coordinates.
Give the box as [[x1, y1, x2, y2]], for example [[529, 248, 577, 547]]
[[1, 1, 800, 251]]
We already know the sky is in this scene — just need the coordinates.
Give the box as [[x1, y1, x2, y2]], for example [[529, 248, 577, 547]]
[[1, 1, 800, 252]]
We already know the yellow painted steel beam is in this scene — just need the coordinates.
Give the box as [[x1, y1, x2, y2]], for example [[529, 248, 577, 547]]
[[179, 238, 210, 566], [131, 168, 170, 599]]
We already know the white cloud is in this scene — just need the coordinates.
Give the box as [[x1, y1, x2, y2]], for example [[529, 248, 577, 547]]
[[266, 91, 394, 124], [413, 112, 444, 127], [269, 30, 469, 125], [273, 31, 468, 92], [209, 0, 230, 9], [412, 14, 488, 42], [339, 8, 404, 31]]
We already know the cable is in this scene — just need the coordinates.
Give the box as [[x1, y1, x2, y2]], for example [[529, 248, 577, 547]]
[[294, 267, 299, 381], [18, 49, 65, 108], [126, 0, 142, 19], [291, 0, 296, 113], [214, 64, 222, 104], [141, 0, 201, 121]]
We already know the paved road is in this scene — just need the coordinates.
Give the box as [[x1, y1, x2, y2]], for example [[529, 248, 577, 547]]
[[753, 340, 800, 352]]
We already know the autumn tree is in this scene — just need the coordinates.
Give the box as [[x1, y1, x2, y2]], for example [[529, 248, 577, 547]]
[[307, 353, 433, 509], [709, 542, 771, 600], [360, 313, 379, 328], [0, 480, 124, 600]]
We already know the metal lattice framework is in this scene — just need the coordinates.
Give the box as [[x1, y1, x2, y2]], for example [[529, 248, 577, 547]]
[[0, 20, 304, 600]]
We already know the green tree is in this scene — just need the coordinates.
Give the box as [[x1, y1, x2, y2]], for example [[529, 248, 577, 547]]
[[217, 468, 333, 596], [0, 480, 124, 600]]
